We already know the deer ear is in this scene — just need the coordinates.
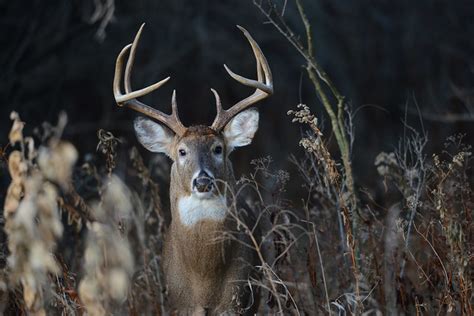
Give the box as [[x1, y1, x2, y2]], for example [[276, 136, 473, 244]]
[[223, 109, 259, 152], [134, 117, 174, 156]]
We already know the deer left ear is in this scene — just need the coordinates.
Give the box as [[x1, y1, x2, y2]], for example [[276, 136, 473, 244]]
[[134, 117, 175, 156], [223, 109, 259, 152]]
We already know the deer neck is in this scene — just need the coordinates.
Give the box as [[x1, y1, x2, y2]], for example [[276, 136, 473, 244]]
[[168, 170, 236, 275]]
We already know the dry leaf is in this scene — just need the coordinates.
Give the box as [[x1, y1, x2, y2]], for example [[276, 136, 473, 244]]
[[38, 141, 77, 187], [9, 111, 25, 144], [8, 150, 26, 181]]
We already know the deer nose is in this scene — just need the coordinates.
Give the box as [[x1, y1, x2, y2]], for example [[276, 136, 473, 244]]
[[193, 170, 214, 193]]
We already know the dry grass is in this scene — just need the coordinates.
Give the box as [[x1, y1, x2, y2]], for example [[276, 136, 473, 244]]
[[1, 106, 471, 315]]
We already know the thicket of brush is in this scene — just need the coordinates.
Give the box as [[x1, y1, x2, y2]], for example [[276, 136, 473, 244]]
[[1, 104, 472, 315], [1, 1, 473, 315]]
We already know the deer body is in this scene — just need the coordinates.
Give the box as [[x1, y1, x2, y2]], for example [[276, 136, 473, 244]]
[[164, 199, 255, 313], [160, 126, 259, 314], [113, 24, 273, 314], [131, 112, 264, 314]]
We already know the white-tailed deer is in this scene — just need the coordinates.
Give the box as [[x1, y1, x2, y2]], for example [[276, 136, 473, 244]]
[[113, 24, 273, 314]]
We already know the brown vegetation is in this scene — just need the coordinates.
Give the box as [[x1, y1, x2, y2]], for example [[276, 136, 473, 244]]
[[0, 1, 472, 315]]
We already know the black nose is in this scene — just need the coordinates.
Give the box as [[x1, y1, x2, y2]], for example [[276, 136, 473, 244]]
[[193, 171, 214, 193]]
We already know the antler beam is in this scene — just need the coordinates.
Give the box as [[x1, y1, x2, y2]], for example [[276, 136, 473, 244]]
[[113, 23, 186, 136], [211, 26, 273, 131]]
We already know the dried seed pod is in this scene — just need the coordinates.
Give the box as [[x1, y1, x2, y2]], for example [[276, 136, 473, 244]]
[[9, 112, 25, 144]]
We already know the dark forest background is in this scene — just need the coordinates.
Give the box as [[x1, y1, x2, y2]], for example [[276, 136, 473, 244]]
[[1, 0, 473, 204]]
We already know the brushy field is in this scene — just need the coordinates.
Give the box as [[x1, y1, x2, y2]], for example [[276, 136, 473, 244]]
[[1, 1, 473, 315], [1, 106, 472, 315]]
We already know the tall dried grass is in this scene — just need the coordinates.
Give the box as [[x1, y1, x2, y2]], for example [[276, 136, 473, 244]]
[[0, 5, 472, 313], [1, 97, 472, 316]]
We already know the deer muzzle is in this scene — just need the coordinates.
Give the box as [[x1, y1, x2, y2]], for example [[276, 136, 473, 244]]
[[192, 170, 214, 193]]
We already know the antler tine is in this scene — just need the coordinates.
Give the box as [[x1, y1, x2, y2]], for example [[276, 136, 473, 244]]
[[210, 88, 223, 117], [113, 24, 186, 136], [124, 23, 145, 93], [211, 26, 273, 131], [171, 89, 186, 132]]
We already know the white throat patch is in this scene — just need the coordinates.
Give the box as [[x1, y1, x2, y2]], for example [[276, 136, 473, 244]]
[[178, 195, 227, 227]]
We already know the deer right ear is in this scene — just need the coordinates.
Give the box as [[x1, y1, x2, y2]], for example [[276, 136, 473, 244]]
[[223, 109, 259, 152], [134, 117, 174, 156]]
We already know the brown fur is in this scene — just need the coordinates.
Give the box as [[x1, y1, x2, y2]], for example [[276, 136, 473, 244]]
[[163, 126, 259, 315]]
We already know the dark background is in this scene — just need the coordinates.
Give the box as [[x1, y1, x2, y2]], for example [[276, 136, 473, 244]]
[[1, 0, 473, 200]]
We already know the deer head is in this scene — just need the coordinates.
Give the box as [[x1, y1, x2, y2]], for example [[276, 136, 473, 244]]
[[113, 24, 273, 204]]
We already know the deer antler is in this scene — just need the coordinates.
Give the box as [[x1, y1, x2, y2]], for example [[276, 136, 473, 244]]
[[211, 26, 273, 131], [113, 23, 186, 136]]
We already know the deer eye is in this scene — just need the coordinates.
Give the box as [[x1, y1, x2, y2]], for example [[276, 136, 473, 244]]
[[214, 145, 223, 155], [179, 149, 186, 157]]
